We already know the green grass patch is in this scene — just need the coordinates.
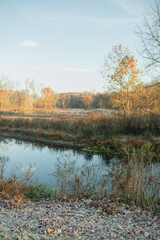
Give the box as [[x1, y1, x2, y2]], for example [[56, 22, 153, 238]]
[[23, 184, 55, 200]]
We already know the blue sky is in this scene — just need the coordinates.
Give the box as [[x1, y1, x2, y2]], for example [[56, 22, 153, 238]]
[[0, 0, 151, 92]]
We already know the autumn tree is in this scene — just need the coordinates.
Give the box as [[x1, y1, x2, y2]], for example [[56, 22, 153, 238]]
[[10, 90, 33, 112], [102, 44, 142, 116], [139, 80, 160, 114], [20, 92, 33, 112], [24, 78, 40, 108], [59, 93, 70, 109], [0, 77, 11, 109], [93, 92, 112, 109], [82, 91, 93, 109], [69, 93, 83, 108], [40, 87, 55, 109], [0, 89, 9, 109]]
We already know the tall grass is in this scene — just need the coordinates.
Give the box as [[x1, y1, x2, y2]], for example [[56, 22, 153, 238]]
[[109, 143, 160, 210], [52, 156, 108, 199], [0, 156, 31, 201], [0, 112, 160, 138]]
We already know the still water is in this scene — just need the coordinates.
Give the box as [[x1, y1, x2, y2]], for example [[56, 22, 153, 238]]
[[0, 137, 116, 187]]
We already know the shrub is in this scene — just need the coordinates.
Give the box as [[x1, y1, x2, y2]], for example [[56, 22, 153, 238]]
[[23, 184, 54, 200]]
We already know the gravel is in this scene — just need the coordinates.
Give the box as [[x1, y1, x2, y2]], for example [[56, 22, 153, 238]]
[[0, 199, 159, 240]]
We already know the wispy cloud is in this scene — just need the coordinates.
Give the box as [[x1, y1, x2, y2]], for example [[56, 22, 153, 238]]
[[26, 12, 136, 27], [21, 40, 39, 48], [2, 66, 97, 73], [112, 0, 144, 16], [59, 67, 96, 72]]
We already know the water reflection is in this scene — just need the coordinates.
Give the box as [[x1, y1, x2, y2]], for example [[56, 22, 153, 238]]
[[0, 137, 116, 187]]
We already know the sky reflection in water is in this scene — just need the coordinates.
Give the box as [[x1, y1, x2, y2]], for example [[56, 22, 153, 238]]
[[0, 137, 115, 187]]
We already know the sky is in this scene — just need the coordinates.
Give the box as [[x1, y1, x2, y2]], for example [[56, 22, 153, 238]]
[[0, 0, 151, 93]]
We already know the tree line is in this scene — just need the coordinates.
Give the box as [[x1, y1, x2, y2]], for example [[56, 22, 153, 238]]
[[0, 75, 159, 114], [0, 78, 112, 111]]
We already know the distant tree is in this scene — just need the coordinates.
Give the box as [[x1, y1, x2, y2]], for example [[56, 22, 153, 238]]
[[0, 77, 10, 109], [0, 76, 9, 90], [69, 93, 83, 108], [20, 93, 33, 113], [40, 87, 55, 109], [93, 92, 112, 109], [24, 78, 39, 108], [60, 93, 70, 109], [82, 91, 93, 109], [10, 90, 33, 112], [0, 89, 9, 109], [102, 44, 142, 116], [137, 1, 160, 67], [139, 80, 160, 114]]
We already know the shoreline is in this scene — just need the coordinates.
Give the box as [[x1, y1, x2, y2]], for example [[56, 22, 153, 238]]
[[0, 129, 160, 157], [0, 131, 85, 150]]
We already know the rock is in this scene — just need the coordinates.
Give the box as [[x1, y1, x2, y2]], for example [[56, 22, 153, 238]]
[[56, 229, 62, 235], [47, 229, 52, 234], [135, 231, 141, 236], [117, 224, 123, 230], [123, 210, 130, 215], [144, 232, 150, 238]]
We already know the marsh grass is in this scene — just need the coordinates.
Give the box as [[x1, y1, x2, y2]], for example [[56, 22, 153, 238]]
[[52, 156, 108, 199], [109, 143, 160, 210], [50, 143, 160, 210], [0, 156, 31, 200], [0, 112, 159, 139]]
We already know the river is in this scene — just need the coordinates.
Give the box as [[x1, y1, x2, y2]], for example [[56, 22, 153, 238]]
[[0, 137, 117, 188]]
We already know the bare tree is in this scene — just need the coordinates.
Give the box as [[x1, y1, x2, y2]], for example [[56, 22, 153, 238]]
[[137, 1, 160, 67]]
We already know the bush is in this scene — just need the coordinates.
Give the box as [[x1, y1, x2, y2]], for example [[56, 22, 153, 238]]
[[23, 184, 54, 200]]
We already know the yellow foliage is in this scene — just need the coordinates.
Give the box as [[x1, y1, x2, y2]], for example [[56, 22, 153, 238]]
[[103, 44, 142, 116], [39, 87, 55, 109]]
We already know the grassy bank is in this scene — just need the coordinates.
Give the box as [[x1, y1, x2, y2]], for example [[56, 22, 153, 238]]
[[0, 111, 160, 137], [0, 111, 160, 155]]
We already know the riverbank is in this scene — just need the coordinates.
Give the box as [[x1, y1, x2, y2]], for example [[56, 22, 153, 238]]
[[0, 198, 159, 240], [0, 111, 160, 155], [0, 131, 85, 149], [0, 128, 160, 157], [0, 135, 159, 212]]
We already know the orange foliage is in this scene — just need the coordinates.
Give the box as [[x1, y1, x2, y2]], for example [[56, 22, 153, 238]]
[[0, 89, 9, 108], [103, 44, 142, 116], [39, 87, 55, 109], [61, 93, 70, 109], [83, 92, 93, 109]]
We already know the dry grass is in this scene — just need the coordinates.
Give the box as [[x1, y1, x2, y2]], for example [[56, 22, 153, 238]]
[[109, 143, 160, 210], [0, 112, 160, 145], [52, 156, 107, 199], [0, 156, 31, 205]]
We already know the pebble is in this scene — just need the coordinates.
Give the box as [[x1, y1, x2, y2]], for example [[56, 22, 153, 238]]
[[144, 232, 150, 238], [0, 199, 159, 240]]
